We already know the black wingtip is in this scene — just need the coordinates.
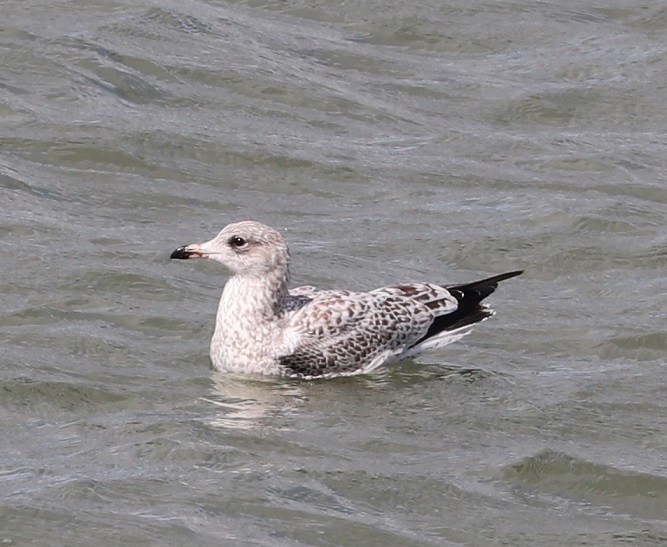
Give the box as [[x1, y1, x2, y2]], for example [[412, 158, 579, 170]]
[[412, 269, 523, 346], [479, 269, 524, 285], [449, 270, 523, 292], [496, 269, 524, 282]]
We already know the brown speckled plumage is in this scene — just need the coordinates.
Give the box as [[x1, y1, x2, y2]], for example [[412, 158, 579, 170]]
[[171, 221, 522, 378]]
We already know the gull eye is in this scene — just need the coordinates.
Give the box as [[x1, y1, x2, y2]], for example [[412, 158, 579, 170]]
[[230, 235, 247, 248]]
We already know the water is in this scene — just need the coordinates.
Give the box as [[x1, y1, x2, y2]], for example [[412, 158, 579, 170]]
[[1, 0, 666, 544]]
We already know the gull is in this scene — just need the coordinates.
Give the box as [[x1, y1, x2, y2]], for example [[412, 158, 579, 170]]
[[171, 221, 522, 378]]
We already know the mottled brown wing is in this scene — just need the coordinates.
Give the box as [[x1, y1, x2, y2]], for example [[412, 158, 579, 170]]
[[278, 291, 432, 377], [371, 282, 459, 316]]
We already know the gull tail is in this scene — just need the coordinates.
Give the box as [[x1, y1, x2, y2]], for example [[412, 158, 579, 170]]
[[407, 270, 523, 354]]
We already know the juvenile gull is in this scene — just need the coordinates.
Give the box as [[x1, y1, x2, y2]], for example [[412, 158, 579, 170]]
[[171, 221, 522, 378]]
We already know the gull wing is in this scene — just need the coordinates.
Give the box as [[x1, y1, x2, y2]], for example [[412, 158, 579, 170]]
[[278, 291, 432, 377]]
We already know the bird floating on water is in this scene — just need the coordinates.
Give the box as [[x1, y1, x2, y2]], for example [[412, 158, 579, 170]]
[[171, 221, 522, 379]]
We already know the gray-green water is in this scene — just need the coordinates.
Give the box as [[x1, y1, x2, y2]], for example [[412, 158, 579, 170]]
[[1, 0, 666, 544]]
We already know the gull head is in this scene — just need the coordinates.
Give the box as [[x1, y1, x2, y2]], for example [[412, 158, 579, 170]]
[[171, 220, 289, 277]]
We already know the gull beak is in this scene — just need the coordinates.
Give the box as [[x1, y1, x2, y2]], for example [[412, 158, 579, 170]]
[[170, 243, 207, 259]]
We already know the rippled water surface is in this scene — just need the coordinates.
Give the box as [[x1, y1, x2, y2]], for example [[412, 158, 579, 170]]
[[1, 0, 666, 544]]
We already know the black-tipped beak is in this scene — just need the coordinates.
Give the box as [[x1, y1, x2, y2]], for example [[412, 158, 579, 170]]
[[170, 246, 191, 259], [170, 245, 202, 259]]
